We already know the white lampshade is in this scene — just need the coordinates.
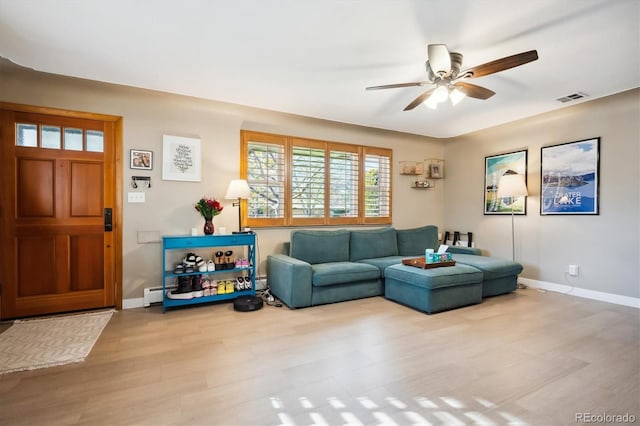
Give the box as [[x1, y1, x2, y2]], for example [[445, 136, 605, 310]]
[[225, 179, 251, 199], [497, 173, 528, 198]]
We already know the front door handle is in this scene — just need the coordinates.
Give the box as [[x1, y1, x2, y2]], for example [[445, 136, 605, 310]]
[[104, 208, 112, 232]]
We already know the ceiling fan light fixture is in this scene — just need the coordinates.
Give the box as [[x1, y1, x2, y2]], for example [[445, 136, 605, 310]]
[[424, 95, 438, 109], [449, 87, 466, 105], [433, 85, 449, 103]]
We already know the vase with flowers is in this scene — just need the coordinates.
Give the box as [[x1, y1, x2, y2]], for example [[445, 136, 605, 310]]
[[195, 197, 223, 235]]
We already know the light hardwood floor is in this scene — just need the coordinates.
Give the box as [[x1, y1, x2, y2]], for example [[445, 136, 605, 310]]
[[1, 289, 638, 426]]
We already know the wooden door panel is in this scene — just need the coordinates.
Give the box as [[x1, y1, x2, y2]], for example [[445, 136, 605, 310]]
[[70, 162, 103, 217], [17, 236, 56, 296], [17, 158, 55, 217], [70, 233, 104, 291]]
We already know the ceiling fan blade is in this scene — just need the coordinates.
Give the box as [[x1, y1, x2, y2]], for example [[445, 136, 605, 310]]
[[462, 50, 538, 78], [452, 82, 495, 100], [427, 44, 451, 76], [366, 82, 428, 90], [404, 88, 436, 111]]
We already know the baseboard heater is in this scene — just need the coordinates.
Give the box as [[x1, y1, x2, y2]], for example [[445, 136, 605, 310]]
[[143, 286, 174, 307]]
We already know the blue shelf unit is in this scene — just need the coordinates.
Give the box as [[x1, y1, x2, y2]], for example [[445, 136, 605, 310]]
[[161, 234, 256, 312]]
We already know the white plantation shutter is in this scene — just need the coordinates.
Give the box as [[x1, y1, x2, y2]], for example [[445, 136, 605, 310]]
[[329, 146, 359, 222], [364, 148, 392, 223], [291, 142, 325, 220], [244, 134, 286, 226]]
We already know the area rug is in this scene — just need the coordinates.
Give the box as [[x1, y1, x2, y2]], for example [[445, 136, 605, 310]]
[[0, 310, 114, 375]]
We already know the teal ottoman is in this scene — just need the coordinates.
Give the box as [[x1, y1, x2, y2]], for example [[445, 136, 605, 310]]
[[451, 254, 523, 297], [384, 263, 483, 314]]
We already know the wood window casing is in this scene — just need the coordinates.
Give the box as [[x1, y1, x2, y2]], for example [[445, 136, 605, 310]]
[[241, 130, 392, 228]]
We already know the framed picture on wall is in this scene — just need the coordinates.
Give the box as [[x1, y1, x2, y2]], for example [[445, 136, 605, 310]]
[[162, 135, 201, 182], [541, 137, 600, 215], [484, 149, 528, 215], [130, 149, 153, 170]]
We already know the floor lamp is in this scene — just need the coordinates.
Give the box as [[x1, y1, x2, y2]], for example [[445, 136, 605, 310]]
[[497, 170, 528, 288], [225, 179, 251, 233]]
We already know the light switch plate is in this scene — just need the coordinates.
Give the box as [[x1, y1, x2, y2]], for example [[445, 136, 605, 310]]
[[128, 192, 145, 203]]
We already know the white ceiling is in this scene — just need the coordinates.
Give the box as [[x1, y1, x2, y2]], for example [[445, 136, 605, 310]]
[[0, 0, 638, 138]]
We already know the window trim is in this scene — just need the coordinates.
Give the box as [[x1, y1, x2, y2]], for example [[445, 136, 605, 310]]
[[241, 130, 392, 228]]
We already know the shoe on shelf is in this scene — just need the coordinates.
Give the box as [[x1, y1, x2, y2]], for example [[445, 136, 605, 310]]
[[217, 280, 226, 295], [184, 265, 195, 274], [167, 276, 192, 300], [202, 279, 211, 296], [225, 280, 234, 294], [207, 259, 215, 272], [183, 253, 197, 267], [195, 255, 205, 272], [243, 277, 252, 290], [173, 264, 185, 274], [192, 275, 203, 298], [210, 280, 218, 296]]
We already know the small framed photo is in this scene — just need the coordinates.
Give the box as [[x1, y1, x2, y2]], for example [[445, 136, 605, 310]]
[[130, 149, 153, 170], [429, 163, 442, 178]]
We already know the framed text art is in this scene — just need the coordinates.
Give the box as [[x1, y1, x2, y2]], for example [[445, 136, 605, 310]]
[[130, 149, 153, 170], [484, 150, 528, 215], [162, 135, 201, 182], [541, 137, 600, 215]]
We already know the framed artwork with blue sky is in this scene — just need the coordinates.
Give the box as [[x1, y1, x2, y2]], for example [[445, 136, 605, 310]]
[[484, 150, 528, 215], [541, 138, 600, 215]]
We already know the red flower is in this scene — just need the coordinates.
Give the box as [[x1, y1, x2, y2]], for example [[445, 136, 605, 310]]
[[195, 197, 223, 220]]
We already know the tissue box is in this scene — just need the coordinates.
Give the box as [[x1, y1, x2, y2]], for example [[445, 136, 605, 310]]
[[426, 252, 452, 263]]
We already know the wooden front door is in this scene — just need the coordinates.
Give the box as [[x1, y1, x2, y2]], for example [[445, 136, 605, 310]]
[[0, 104, 122, 319]]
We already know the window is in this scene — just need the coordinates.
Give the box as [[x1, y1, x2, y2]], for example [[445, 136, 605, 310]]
[[16, 123, 104, 153], [241, 131, 392, 227]]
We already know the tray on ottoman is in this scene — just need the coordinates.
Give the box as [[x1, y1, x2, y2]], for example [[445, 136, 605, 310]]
[[402, 257, 456, 269]]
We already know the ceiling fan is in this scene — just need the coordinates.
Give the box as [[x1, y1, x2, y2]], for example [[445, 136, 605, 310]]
[[366, 44, 538, 110]]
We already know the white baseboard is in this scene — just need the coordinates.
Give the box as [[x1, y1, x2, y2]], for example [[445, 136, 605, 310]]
[[519, 278, 640, 309], [123, 297, 144, 309]]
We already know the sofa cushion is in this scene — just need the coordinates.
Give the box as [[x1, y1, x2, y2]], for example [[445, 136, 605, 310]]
[[451, 253, 523, 280], [290, 229, 350, 264], [312, 262, 380, 287], [396, 225, 439, 256], [357, 256, 407, 275], [350, 227, 398, 262]]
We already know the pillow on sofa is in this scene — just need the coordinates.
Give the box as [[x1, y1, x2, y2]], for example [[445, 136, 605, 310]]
[[350, 227, 398, 261], [396, 225, 439, 256], [290, 230, 350, 264]]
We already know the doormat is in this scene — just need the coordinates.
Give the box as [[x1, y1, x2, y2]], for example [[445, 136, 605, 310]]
[[0, 310, 114, 375]]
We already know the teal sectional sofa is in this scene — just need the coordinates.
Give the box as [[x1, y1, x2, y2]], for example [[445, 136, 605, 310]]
[[267, 225, 523, 311]]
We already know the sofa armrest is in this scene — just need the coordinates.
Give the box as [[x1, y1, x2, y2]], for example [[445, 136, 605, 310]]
[[267, 254, 313, 308], [446, 246, 482, 256]]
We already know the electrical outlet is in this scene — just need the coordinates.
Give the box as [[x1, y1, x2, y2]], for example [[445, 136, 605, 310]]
[[568, 265, 579, 276], [128, 192, 145, 203]]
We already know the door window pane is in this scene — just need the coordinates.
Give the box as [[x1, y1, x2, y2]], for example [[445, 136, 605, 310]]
[[86, 130, 104, 152], [64, 128, 83, 151], [41, 126, 61, 149], [17, 123, 37, 147]]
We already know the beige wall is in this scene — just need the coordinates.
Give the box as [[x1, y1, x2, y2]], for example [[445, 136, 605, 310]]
[[3, 60, 637, 302], [443, 89, 640, 298], [1, 61, 444, 300]]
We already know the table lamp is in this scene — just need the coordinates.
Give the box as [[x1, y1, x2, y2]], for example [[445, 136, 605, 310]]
[[225, 179, 251, 233]]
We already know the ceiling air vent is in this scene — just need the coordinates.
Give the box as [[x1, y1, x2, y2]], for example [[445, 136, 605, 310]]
[[556, 92, 589, 103]]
